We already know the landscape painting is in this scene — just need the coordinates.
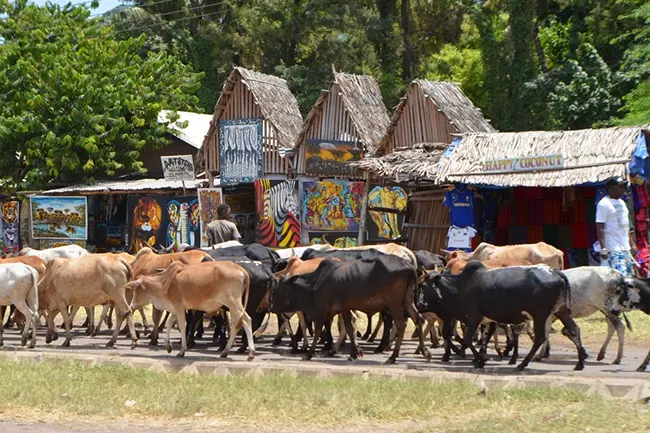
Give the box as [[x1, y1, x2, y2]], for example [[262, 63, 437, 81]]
[[30, 196, 87, 240], [305, 139, 363, 176]]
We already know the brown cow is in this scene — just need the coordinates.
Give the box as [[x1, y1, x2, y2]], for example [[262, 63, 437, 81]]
[[445, 257, 533, 274], [126, 260, 254, 360], [39, 253, 138, 348], [130, 247, 209, 345], [442, 242, 564, 270]]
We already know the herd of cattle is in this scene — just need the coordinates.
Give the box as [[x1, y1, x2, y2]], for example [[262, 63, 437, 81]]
[[1, 240, 650, 373]]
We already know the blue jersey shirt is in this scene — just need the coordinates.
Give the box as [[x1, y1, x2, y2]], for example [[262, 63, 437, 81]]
[[444, 184, 475, 227]]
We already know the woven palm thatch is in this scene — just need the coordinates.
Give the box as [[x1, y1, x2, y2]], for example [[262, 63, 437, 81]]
[[437, 126, 650, 187], [353, 143, 448, 180], [295, 71, 390, 153], [203, 67, 303, 149], [417, 80, 495, 134]]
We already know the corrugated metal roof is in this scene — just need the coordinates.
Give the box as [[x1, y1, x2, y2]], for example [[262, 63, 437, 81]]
[[158, 110, 213, 149], [39, 177, 218, 195]]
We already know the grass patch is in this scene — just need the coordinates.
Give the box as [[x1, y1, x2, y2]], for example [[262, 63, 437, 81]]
[[0, 358, 649, 432], [575, 311, 650, 346]]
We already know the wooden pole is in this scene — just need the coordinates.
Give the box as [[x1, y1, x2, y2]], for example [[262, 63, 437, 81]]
[[357, 172, 371, 246], [182, 180, 187, 196]]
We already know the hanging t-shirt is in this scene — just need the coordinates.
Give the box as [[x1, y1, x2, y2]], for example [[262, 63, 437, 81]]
[[447, 226, 478, 250], [444, 184, 475, 227]]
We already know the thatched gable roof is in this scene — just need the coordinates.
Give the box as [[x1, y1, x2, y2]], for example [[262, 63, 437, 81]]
[[295, 71, 390, 154], [353, 143, 448, 180], [203, 67, 303, 149], [375, 80, 494, 155], [437, 126, 650, 187]]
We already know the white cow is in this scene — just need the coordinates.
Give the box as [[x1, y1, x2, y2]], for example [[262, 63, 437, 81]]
[[275, 244, 331, 259], [538, 266, 636, 364], [0, 263, 39, 348], [19, 245, 89, 263]]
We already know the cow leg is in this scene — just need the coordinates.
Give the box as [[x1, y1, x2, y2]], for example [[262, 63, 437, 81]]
[[13, 299, 35, 347], [555, 309, 586, 371], [360, 313, 373, 340], [368, 313, 383, 343], [341, 311, 361, 360], [186, 310, 201, 349], [273, 313, 289, 346], [597, 312, 624, 364], [45, 309, 57, 344], [59, 305, 73, 347], [303, 315, 325, 361], [68, 306, 80, 329], [92, 305, 110, 337], [149, 307, 163, 346], [479, 323, 494, 356], [374, 312, 391, 353], [85, 307, 94, 336], [508, 325, 520, 365], [386, 307, 407, 364], [0, 306, 4, 346], [405, 303, 431, 361], [460, 316, 485, 368], [637, 350, 650, 372], [175, 311, 189, 357], [105, 306, 114, 330], [165, 314, 177, 354], [334, 314, 347, 354], [138, 307, 149, 332], [535, 315, 556, 362], [297, 312, 311, 352], [517, 315, 551, 371], [3, 304, 16, 329]]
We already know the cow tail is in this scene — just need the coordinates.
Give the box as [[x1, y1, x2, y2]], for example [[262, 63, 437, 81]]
[[242, 271, 250, 314], [558, 271, 571, 310], [623, 312, 633, 332], [28, 265, 39, 317], [121, 258, 134, 281]]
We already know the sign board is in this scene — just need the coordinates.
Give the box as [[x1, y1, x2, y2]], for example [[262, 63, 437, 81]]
[[482, 154, 564, 173], [160, 155, 195, 181]]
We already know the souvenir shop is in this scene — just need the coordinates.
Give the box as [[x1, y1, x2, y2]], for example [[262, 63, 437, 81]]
[[437, 127, 650, 274]]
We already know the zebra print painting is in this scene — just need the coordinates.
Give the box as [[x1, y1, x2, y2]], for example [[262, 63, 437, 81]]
[[219, 119, 264, 185], [254, 179, 301, 247]]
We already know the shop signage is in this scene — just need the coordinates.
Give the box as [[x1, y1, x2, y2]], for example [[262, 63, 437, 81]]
[[482, 154, 564, 173], [161, 155, 195, 181]]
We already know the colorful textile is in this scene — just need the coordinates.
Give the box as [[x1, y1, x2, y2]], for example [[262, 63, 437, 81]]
[[572, 224, 590, 249], [497, 204, 512, 228], [636, 247, 649, 277], [558, 225, 574, 248], [509, 226, 528, 244], [543, 200, 561, 225], [573, 200, 586, 224], [635, 184, 650, 208], [444, 184, 475, 227], [543, 188, 563, 200], [527, 225, 544, 243], [543, 225, 559, 247], [514, 187, 544, 200], [603, 251, 634, 278], [496, 229, 509, 246], [635, 208, 648, 237], [515, 202, 529, 226]]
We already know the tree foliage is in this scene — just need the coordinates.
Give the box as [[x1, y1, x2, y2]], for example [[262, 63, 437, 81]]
[[0, 0, 203, 189]]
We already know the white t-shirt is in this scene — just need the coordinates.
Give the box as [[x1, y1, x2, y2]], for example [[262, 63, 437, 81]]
[[447, 226, 477, 249], [595, 197, 630, 251]]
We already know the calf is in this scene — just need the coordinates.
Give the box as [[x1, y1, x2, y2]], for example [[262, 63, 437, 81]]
[[429, 261, 586, 371], [442, 242, 564, 270], [0, 256, 46, 328], [0, 263, 39, 348], [127, 260, 254, 360], [39, 254, 137, 348], [271, 255, 430, 363]]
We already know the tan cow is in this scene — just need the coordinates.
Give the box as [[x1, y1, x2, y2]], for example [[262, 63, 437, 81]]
[[39, 253, 138, 348], [126, 260, 254, 360], [442, 242, 564, 270], [445, 257, 533, 274], [130, 247, 210, 345]]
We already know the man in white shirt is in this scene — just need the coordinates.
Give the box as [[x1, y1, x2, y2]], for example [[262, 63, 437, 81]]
[[596, 176, 637, 277]]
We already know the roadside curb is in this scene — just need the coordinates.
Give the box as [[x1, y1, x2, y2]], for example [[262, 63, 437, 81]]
[[1, 348, 649, 402]]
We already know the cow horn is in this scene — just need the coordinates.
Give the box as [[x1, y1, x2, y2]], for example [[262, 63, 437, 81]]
[[323, 234, 331, 245], [290, 249, 296, 257], [144, 240, 154, 250]]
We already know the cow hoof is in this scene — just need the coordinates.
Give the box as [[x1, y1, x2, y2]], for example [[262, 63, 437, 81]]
[[301, 354, 312, 361], [533, 355, 543, 363], [176, 352, 185, 358], [516, 364, 526, 372], [90, 331, 97, 338], [85, 328, 93, 336], [236, 346, 247, 354], [149, 339, 158, 346], [373, 347, 386, 354], [247, 354, 255, 362], [384, 357, 396, 364], [290, 346, 299, 354], [166, 344, 173, 354], [53, 333, 59, 341], [130, 341, 137, 350], [414, 347, 422, 355], [106, 341, 115, 348], [61, 340, 70, 348], [636, 365, 647, 372], [612, 358, 621, 365], [367, 337, 376, 343], [597, 353, 605, 361], [45, 335, 52, 344], [29, 341, 36, 349], [356, 331, 362, 338], [272, 337, 282, 346], [508, 358, 517, 365], [441, 355, 450, 363], [20, 338, 27, 347], [431, 341, 440, 349], [348, 355, 357, 361], [135, 330, 141, 339], [219, 352, 228, 359]]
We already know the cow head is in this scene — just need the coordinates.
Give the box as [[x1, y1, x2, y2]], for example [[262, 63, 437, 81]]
[[417, 273, 443, 311], [623, 278, 650, 314]]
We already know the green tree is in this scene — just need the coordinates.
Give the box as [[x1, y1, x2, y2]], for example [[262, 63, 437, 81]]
[[0, 1, 203, 189]]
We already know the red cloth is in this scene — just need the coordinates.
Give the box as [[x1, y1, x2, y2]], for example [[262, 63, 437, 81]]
[[573, 200, 586, 224], [582, 188, 595, 199], [543, 200, 561, 225], [515, 202, 529, 226], [635, 185, 650, 208], [497, 205, 511, 228], [572, 224, 590, 249], [496, 229, 509, 246], [543, 188, 563, 200], [514, 187, 544, 200], [471, 233, 482, 250], [636, 208, 648, 237], [560, 208, 573, 224], [527, 226, 544, 243]]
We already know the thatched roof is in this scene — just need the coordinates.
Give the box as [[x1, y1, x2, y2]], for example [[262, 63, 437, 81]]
[[437, 126, 650, 187], [353, 143, 448, 180], [203, 67, 303, 149], [295, 71, 390, 153], [375, 80, 494, 155]]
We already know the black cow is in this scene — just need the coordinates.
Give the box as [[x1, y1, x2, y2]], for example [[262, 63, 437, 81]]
[[627, 278, 650, 371], [414, 250, 446, 272], [185, 255, 276, 352], [270, 255, 430, 363], [429, 261, 587, 371], [205, 243, 280, 267]]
